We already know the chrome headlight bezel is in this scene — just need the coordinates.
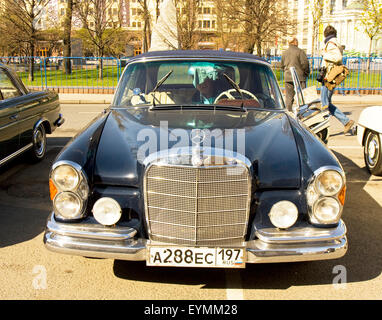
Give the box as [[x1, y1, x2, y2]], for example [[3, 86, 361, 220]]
[[306, 166, 346, 225], [50, 161, 89, 220]]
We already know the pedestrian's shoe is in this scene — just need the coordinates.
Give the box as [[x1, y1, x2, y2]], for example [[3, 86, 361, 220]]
[[344, 120, 355, 134]]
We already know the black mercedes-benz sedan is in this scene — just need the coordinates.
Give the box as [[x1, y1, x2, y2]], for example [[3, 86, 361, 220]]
[[44, 51, 347, 268], [0, 63, 64, 166]]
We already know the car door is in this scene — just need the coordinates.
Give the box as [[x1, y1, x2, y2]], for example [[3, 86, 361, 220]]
[[7, 68, 46, 150], [290, 66, 330, 142], [0, 67, 23, 163]]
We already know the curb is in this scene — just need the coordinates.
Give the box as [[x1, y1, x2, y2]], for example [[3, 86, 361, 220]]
[[60, 100, 112, 104]]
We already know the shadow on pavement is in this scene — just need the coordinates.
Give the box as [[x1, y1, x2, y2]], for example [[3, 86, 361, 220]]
[[113, 151, 382, 290], [0, 137, 69, 248]]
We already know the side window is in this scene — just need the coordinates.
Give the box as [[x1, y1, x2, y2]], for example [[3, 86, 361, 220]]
[[0, 69, 21, 100]]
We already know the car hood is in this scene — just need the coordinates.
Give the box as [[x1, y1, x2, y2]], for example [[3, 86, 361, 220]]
[[94, 107, 301, 189]]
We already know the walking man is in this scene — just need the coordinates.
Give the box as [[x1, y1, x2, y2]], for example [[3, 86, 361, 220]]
[[320, 25, 354, 134], [281, 37, 310, 111]]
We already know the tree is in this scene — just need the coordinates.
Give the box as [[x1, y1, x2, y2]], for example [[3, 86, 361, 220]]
[[174, 0, 201, 50], [75, 0, 123, 78], [212, 0, 241, 50], [137, 0, 152, 53], [0, 0, 51, 80], [220, 0, 293, 56], [358, 0, 382, 70], [310, 0, 328, 56], [63, 0, 74, 74]]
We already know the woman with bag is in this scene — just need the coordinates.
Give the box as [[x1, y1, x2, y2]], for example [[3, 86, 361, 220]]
[[320, 25, 354, 134]]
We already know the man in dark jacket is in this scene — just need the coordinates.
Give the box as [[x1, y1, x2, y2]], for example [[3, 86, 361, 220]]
[[281, 37, 310, 111]]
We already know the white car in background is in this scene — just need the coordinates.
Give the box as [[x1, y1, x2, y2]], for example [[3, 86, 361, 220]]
[[357, 106, 382, 175]]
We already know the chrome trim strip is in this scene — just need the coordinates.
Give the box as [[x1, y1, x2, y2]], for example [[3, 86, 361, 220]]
[[46, 213, 137, 241], [0, 143, 33, 166], [147, 190, 248, 199], [255, 220, 347, 244], [148, 219, 246, 228], [246, 237, 347, 263], [147, 205, 247, 214], [151, 234, 243, 242], [310, 118, 330, 134], [147, 176, 248, 184], [44, 232, 147, 261]]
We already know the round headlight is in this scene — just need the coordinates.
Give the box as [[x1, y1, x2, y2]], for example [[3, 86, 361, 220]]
[[315, 170, 344, 196], [269, 201, 298, 229], [313, 197, 341, 224], [52, 165, 79, 191], [92, 197, 122, 226], [54, 192, 82, 219]]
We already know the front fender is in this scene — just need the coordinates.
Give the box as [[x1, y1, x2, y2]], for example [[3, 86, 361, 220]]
[[358, 106, 382, 134], [54, 111, 109, 183]]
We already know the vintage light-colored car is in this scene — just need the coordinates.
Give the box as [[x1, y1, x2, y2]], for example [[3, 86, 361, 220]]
[[357, 106, 382, 175], [44, 50, 347, 268]]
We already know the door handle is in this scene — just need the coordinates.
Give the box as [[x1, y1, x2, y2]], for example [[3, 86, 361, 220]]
[[9, 114, 19, 120]]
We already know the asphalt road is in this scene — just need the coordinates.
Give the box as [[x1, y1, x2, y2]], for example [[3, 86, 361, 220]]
[[0, 103, 381, 300]]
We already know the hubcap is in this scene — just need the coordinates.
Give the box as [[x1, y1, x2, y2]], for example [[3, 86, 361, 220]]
[[34, 128, 45, 156], [367, 135, 379, 167]]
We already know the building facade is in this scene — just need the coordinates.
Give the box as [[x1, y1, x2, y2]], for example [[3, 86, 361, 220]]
[[290, 0, 382, 56], [2, 0, 380, 56]]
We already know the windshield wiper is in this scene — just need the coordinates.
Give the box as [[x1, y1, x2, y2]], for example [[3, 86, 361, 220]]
[[151, 69, 173, 106], [222, 73, 245, 110]]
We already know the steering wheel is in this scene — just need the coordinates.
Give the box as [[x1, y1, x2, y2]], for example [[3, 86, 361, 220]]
[[214, 89, 259, 104]]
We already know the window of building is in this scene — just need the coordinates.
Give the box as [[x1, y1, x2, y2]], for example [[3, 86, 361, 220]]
[[330, 0, 336, 13], [203, 20, 210, 28], [134, 46, 142, 56], [342, 0, 347, 8], [203, 7, 211, 14]]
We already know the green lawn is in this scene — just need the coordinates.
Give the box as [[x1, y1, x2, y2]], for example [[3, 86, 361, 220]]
[[18, 66, 120, 89], [274, 69, 382, 89], [14, 65, 382, 91]]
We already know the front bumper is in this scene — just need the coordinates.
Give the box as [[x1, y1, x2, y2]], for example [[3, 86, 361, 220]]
[[44, 213, 347, 264]]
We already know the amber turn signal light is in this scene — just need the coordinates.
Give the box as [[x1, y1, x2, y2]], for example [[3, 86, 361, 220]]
[[49, 179, 58, 201], [338, 185, 346, 206]]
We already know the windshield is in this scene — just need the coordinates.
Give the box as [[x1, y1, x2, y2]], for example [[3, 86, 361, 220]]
[[113, 59, 284, 110]]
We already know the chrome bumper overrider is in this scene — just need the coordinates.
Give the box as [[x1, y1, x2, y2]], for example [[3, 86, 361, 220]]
[[44, 213, 347, 264]]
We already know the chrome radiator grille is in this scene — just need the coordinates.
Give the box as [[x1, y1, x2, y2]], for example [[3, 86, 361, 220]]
[[144, 164, 251, 245]]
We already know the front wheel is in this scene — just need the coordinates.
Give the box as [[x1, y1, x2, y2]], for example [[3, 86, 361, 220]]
[[28, 124, 47, 162], [364, 130, 382, 176]]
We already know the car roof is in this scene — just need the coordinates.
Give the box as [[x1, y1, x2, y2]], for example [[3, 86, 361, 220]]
[[128, 50, 269, 64]]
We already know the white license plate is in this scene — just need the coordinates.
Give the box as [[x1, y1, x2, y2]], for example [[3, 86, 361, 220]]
[[147, 246, 245, 268]]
